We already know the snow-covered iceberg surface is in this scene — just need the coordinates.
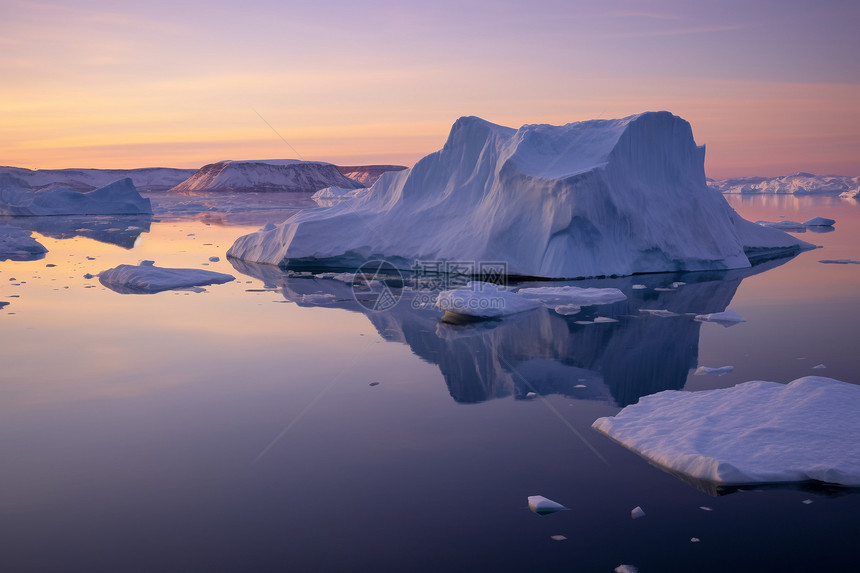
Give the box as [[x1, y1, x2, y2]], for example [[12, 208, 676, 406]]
[[168, 160, 364, 193], [0, 225, 47, 260], [0, 178, 151, 216], [99, 261, 234, 294], [436, 282, 541, 320], [710, 173, 860, 196], [311, 186, 368, 207], [228, 112, 811, 278], [592, 377, 860, 487]]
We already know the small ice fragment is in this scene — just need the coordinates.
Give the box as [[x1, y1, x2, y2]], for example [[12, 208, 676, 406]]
[[141, 260, 155, 266], [593, 317, 618, 323], [46, 264, 56, 267], [554, 304, 581, 315], [369, 382, 380, 387], [812, 364, 826, 370], [528, 495, 566, 515], [801, 499, 813, 505], [640, 309, 679, 318], [672, 282, 686, 288], [574, 320, 593, 325], [525, 392, 537, 399], [209, 256, 220, 262], [86, 256, 95, 260], [694, 310, 746, 326], [819, 259, 860, 264], [631, 506, 645, 519], [691, 537, 700, 543], [550, 535, 567, 541], [693, 366, 734, 376], [574, 384, 587, 389], [83, 273, 94, 279], [699, 506, 713, 511], [615, 565, 638, 573], [632, 284, 646, 290]]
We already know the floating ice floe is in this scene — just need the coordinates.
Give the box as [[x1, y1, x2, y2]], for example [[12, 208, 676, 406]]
[[0, 225, 47, 260], [227, 112, 811, 277], [98, 261, 235, 294], [550, 535, 567, 541], [311, 185, 368, 207], [528, 495, 566, 515], [631, 506, 646, 519], [693, 366, 734, 376], [517, 286, 627, 316], [803, 216, 835, 227], [0, 178, 151, 216], [615, 565, 638, 573], [436, 282, 541, 320], [819, 259, 860, 265], [632, 284, 647, 290], [592, 376, 860, 487], [694, 310, 746, 326], [639, 309, 680, 318]]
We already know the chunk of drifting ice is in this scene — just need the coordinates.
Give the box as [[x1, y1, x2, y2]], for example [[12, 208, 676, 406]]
[[550, 535, 567, 541], [554, 304, 581, 315], [436, 281, 540, 319], [691, 538, 701, 543], [672, 282, 686, 288], [819, 259, 860, 264], [699, 506, 713, 511], [209, 256, 220, 262], [694, 366, 734, 376], [812, 364, 826, 369], [593, 317, 619, 323], [0, 178, 151, 216], [525, 392, 537, 399], [0, 225, 47, 260], [98, 262, 235, 294], [517, 286, 626, 308], [801, 499, 813, 505], [632, 284, 647, 290], [528, 495, 566, 515], [615, 565, 638, 573], [694, 310, 746, 326], [592, 377, 860, 486], [639, 309, 679, 318], [755, 220, 807, 232], [631, 506, 646, 519], [803, 216, 835, 226]]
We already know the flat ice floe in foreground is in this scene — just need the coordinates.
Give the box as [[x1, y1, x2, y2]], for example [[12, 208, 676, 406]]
[[0, 225, 47, 260], [592, 377, 860, 487], [99, 260, 235, 294], [0, 178, 151, 216], [227, 112, 811, 278], [436, 282, 540, 320]]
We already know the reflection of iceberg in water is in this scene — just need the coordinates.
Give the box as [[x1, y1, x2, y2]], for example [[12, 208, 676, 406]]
[[230, 256, 794, 406], [0, 214, 152, 249]]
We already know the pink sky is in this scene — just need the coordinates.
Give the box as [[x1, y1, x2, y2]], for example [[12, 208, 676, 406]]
[[2, 1, 858, 179]]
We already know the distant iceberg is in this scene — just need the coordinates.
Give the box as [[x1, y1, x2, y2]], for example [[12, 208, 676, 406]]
[[0, 178, 151, 216], [228, 112, 811, 278], [710, 173, 860, 196], [99, 260, 234, 293], [592, 376, 860, 487], [169, 160, 364, 193]]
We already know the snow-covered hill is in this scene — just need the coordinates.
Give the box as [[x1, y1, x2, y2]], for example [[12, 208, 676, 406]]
[[709, 173, 860, 198], [228, 112, 811, 279], [168, 160, 364, 193], [337, 165, 407, 187], [0, 166, 196, 192]]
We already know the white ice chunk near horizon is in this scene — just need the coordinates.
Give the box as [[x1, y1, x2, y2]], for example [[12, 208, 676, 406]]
[[436, 281, 541, 319], [694, 366, 734, 376], [695, 310, 746, 326], [592, 377, 860, 487], [527, 495, 566, 515], [98, 260, 235, 294], [0, 178, 151, 216], [803, 216, 835, 227], [227, 112, 811, 278]]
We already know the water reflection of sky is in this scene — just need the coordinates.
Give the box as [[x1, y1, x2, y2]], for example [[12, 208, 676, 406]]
[[1, 195, 859, 572]]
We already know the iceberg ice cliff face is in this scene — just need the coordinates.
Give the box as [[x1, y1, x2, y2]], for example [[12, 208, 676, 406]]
[[0, 178, 151, 216], [228, 113, 811, 279], [169, 160, 364, 193]]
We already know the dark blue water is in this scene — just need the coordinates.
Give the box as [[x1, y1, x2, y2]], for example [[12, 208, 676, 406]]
[[1, 195, 858, 572]]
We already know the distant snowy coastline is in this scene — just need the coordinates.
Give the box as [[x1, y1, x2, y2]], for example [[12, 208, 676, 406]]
[[709, 173, 860, 198]]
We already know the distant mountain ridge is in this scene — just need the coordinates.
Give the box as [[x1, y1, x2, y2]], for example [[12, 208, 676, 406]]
[[167, 160, 364, 193], [709, 173, 860, 198], [336, 165, 407, 187]]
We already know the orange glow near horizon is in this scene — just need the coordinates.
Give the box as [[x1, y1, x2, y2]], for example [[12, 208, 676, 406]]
[[2, 2, 859, 178]]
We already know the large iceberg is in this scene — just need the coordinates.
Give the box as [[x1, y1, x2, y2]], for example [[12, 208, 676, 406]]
[[592, 377, 860, 487], [228, 112, 811, 279], [0, 178, 151, 216], [0, 166, 196, 193]]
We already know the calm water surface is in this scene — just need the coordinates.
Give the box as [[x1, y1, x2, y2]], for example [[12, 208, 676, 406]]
[[1, 194, 858, 572]]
